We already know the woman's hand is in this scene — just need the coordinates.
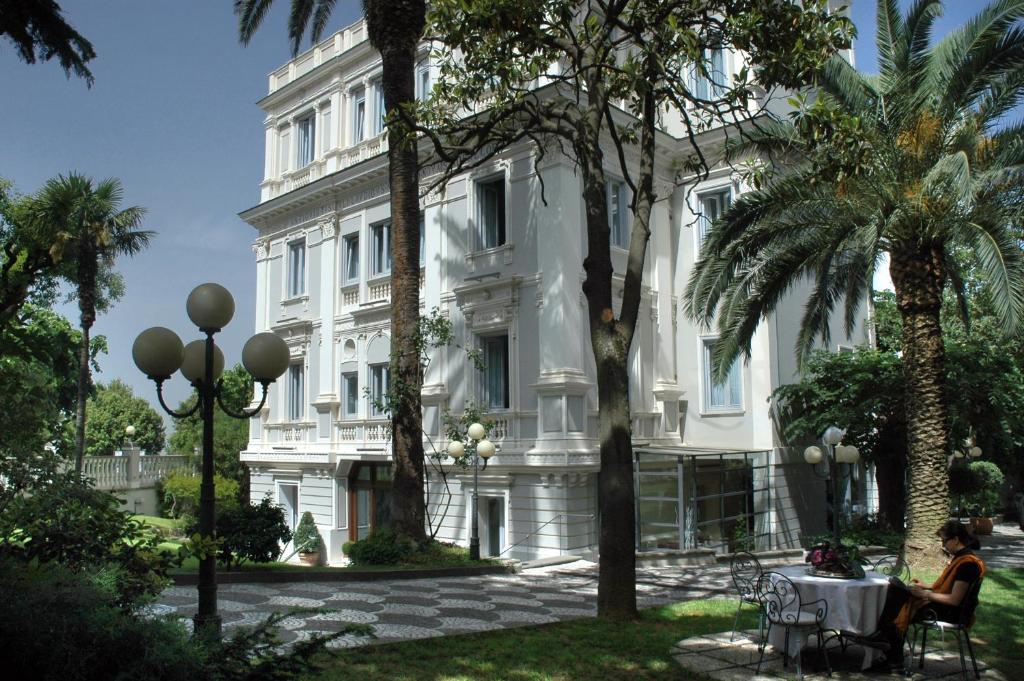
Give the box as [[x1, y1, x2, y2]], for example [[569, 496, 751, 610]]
[[909, 585, 928, 600], [910, 578, 923, 586]]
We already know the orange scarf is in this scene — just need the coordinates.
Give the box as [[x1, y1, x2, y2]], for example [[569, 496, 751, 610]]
[[893, 552, 986, 633]]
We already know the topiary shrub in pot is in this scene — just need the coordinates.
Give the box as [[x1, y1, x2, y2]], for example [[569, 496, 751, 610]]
[[965, 461, 1004, 535], [292, 511, 323, 566]]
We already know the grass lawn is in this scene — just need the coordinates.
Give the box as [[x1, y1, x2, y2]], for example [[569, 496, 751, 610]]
[[313, 598, 754, 681], [308, 568, 1024, 681], [132, 514, 182, 532]]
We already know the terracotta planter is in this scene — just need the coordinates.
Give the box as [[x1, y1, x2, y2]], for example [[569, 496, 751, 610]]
[[969, 517, 993, 535], [298, 551, 321, 567]]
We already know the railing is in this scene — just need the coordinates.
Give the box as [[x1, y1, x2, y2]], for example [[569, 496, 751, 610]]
[[269, 20, 368, 93], [266, 422, 316, 444], [498, 513, 596, 557], [84, 453, 192, 491], [368, 280, 391, 302], [334, 419, 391, 444]]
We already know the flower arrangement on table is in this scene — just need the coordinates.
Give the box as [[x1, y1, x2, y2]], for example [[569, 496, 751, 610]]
[[805, 540, 865, 579]]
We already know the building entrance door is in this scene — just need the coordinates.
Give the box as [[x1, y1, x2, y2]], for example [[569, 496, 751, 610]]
[[483, 496, 505, 557]]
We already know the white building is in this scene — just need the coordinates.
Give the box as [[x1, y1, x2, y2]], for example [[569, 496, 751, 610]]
[[239, 17, 872, 565]]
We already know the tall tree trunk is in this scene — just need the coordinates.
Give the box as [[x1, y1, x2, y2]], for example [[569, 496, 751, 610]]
[[365, 0, 427, 542], [580, 108, 637, 620], [890, 244, 949, 569], [74, 255, 97, 474]]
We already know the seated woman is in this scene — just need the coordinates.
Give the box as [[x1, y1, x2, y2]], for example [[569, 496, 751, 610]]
[[868, 520, 986, 672]]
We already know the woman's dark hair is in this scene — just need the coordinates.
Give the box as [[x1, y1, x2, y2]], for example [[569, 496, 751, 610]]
[[937, 520, 981, 550]]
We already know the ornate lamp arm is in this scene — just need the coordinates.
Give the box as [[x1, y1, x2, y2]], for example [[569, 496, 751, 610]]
[[155, 380, 201, 419], [215, 380, 271, 419]]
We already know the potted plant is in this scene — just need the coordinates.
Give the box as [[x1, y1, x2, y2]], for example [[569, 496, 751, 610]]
[[965, 461, 1004, 535], [293, 511, 323, 566]]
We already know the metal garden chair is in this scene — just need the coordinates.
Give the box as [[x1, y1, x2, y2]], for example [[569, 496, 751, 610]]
[[755, 571, 832, 678], [729, 551, 764, 642], [908, 579, 984, 680], [873, 554, 911, 583]]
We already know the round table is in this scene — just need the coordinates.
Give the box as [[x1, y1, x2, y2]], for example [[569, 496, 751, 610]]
[[766, 565, 890, 670]]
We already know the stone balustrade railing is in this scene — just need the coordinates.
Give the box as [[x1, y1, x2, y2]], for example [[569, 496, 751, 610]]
[[84, 451, 193, 491]]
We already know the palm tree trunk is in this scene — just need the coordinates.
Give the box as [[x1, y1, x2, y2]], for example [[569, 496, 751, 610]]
[[73, 249, 98, 474], [366, 0, 427, 542], [890, 245, 949, 569]]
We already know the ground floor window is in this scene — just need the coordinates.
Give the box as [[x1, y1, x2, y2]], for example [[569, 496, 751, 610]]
[[348, 462, 393, 542], [634, 449, 771, 553]]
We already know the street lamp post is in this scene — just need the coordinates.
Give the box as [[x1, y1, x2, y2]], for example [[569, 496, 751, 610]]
[[132, 283, 289, 638], [447, 422, 496, 561], [804, 426, 860, 548], [951, 438, 983, 519]]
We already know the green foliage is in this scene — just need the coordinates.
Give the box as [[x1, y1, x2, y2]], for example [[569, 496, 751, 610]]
[[345, 529, 417, 565], [160, 471, 240, 521], [169, 363, 254, 500], [292, 511, 322, 555], [965, 461, 1005, 516], [0, 558, 201, 681], [808, 514, 905, 552], [217, 496, 292, 569], [85, 379, 165, 455], [0, 304, 80, 513], [0, 558, 368, 681], [0, 472, 179, 608]]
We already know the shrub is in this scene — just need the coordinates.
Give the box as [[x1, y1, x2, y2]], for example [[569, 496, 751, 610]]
[[217, 495, 292, 570], [0, 472, 179, 608], [0, 558, 202, 681], [346, 529, 417, 565], [0, 558, 368, 681], [292, 511, 323, 555], [160, 471, 239, 519], [966, 461, 1005, 516]]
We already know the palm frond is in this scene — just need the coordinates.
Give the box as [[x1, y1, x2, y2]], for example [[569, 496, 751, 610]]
[[964, 216, 1024, 333], [287, 0, 316, 56], [875, 0, 906, 91], [235, 0, 276, 46], [312, 0, 338, 44]]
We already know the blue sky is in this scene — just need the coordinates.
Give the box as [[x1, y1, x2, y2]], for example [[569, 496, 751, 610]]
[[0, 1, 983, 432]]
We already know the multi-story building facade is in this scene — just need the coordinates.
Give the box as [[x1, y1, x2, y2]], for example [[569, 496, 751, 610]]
[[239, 17, 872, 565]]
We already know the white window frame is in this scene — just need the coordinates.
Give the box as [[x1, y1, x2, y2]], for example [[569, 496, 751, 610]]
[[416, 63, 431, 102], [373, 81, 386, 136], [295, 112, 315, 168], [691, 46, 728, 100], [287, 239, 306, 297], [481, 333, 510, 410], [697, 187, 731, 250], [277, 127, 291, 175], [288, 363, 305, 421], [476, 175, 506, 250], [341, 371, 358, 419], [607, 179, 629, 249], [370, 220, 391, 276], [352, 89, 366, 144], [701, 337, 742, 413], [342, 234, 360, 284], [369, 363, 390, 418]]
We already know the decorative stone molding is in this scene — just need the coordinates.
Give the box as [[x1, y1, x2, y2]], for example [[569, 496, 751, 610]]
[[319, 218, 337, 239], [252, 239, 269, 261]]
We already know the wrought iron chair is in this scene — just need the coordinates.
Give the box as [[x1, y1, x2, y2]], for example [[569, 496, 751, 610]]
[[908, 579, 984, 680], [729, 551, 764, 642], [755, 571, 832, 678], [873, 554, 911, 583]]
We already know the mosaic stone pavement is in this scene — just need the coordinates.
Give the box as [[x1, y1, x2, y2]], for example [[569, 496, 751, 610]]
[[672, 629, 1008, 681], [157, 562, 738, 646]]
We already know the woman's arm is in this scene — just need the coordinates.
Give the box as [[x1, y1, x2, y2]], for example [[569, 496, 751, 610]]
[[913, 580, 970, 607]]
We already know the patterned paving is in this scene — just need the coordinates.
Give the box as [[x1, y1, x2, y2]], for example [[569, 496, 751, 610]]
[[158, 562, 736, 645], [156, 522, 1023, 651]]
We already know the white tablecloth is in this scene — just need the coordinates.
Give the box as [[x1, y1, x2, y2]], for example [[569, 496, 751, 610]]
[[766, 565, 890, 669]]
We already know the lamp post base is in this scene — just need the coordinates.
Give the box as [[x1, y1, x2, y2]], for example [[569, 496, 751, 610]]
[[193, 612, 222, 639], [469, 537, 480, 561]]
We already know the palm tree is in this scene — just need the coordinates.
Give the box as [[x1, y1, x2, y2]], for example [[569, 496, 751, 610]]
[[30, 174, 150, 473], [685, 0, 1024, 567], [236, 0, 429, 541]]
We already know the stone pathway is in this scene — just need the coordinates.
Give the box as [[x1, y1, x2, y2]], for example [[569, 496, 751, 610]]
[[672, 630, 1008, 681], [157, 562, 737, 646]]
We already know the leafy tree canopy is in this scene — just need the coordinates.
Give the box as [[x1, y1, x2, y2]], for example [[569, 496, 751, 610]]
[[84, 379, 165, 456], [0, 0, 95, 85]]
